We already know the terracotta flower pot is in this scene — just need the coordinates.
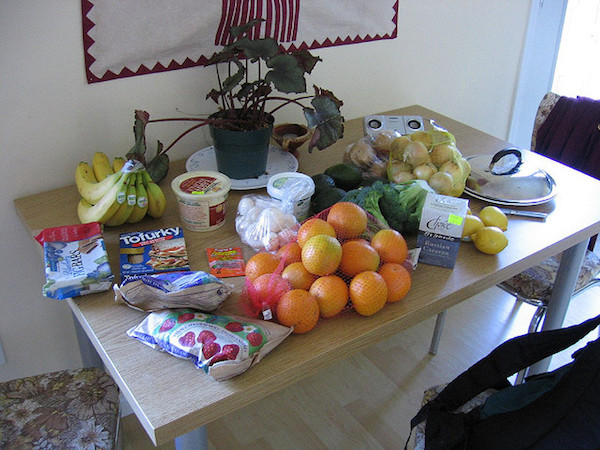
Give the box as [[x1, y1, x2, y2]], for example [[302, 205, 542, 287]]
[[272, 123, 312, 158]]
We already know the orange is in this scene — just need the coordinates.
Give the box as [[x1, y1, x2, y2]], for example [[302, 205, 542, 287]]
[[339, 240, 380, 278], [326, 202, 368, 239], [248, 273, 292, 314], [370, 229, 408, 264], [245, 252, 282, 282], [296, 218, 336, 248], [378, 263, 412, 303], [309, 275, 349, 318], [277, 242, 302, 265], [349, 271, 388, 316], [282, 262, 317, 290], [301, 235, 342, 276], [276, 289, 320, 334]]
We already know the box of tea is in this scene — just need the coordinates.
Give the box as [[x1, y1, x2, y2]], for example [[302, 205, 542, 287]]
[[416, 193, 469, 269]]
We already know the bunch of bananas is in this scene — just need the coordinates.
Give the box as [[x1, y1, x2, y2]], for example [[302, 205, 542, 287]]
[[75, 152, 167, 226]]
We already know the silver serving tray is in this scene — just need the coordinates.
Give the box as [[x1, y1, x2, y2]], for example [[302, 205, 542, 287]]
[[464, 152, 557, 206]]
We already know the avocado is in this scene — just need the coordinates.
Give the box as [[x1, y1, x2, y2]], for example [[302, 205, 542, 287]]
[[310, 187, 347, 214], [360, 175, 388, 187], [324, 163, 363, 191], [311, 173, 336, 197]]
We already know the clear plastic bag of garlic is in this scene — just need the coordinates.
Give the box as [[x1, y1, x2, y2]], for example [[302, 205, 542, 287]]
[[235, 195, 300, 251], [386, 130, 471, 197]]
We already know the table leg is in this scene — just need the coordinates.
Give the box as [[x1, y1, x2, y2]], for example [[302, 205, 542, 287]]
[[528, 239, 588, 375], [429, 311, 447, 355], [72, 312, 104, 369], [174, 426, 208, 450]]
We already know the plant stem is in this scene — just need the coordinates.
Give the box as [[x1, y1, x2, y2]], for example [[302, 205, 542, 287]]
[[267, 96, 311, 115]]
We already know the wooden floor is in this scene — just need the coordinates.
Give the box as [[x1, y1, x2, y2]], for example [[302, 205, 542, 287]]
[[121, 284, 599, 449]]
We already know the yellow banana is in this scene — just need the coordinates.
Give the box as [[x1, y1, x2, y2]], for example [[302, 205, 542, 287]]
[[126, 172, 149, 224], [142, 170, 167, 219], [77, 171, 131, 224], [112, 156, 126, 173], [104, 176, 136, 226], [75, 161, 122, 204], [92, 152, 114, 181]]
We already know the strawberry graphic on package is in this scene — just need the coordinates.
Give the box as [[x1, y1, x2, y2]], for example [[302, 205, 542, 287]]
[[127, 309, 292, 381]]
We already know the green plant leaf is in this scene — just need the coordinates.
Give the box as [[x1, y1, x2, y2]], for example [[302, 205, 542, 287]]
[[126, 110, 149, 164], [206, 88, 221, 104], [235, 81, 272, 101], [304, 96, 344, 151], [146, 141, 169, 182], [265, 54, 306, 93], [221, 59, 246, 93], [292, 50, 321, 74], [235, 37, 279, 61], [205, 48, 238, 66], [229, 18, 264, 38]]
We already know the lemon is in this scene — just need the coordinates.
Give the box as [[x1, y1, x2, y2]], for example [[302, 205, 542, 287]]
[[471, 226, 508, 254], [462, 214, 484, 240], [478, 206, 508, 231]]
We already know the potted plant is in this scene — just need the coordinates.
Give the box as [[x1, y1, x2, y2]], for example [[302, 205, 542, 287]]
[[129, 18, 344, 182]]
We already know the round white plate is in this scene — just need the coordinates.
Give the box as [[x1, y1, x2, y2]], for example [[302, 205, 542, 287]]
[[185, 145, 299, 190]]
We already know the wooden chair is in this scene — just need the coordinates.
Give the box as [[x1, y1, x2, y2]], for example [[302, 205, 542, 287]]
[[0, 367, 120, 449], [429, 92, 600, 358]]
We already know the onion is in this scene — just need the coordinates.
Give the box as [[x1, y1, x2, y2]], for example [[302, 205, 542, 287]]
[[430, 144, 457, 167], [403, 141, 431, 167], [412, 163, 438, 181], [409, 131, 433, 148], [391, 171, 415, 184], [428, 171, 454, 195], [390, 136, 412, 159], [457, 157, 472, 178], [387, 160, 413, 180], [439, 161, 463, 184]]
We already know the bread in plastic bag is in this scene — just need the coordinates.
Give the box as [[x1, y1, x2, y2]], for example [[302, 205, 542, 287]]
[[343, 132, 401, 180], [114, 270, 232, 312]]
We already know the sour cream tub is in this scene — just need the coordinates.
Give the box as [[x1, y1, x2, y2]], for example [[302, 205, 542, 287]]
[[171, 171, 231, 232], [267, 172, 315, 222]]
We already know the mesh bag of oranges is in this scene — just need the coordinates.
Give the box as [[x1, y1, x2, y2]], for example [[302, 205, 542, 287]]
[[241, 202, 413, 334]]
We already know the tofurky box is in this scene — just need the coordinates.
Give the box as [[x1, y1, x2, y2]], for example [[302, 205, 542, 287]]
[[119, 227, 190, 279], [416, 193, 469, 268]]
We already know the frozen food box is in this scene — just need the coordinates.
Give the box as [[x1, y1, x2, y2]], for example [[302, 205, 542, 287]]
[[416, 193, 468, 269], [35, 222, 114, 299], [119, 227, 190, 279]]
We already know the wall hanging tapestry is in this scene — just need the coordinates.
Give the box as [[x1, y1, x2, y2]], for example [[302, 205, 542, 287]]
[[81, 0, 399, 83]]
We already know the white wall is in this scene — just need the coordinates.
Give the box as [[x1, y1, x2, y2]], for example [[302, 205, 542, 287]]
[[0, 1, 529, 381]]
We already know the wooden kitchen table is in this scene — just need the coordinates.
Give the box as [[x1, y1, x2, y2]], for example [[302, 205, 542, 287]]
[[14, 106, 600, 448]]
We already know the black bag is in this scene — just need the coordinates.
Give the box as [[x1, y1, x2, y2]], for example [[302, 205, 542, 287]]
[[408, 313, 600, 449]]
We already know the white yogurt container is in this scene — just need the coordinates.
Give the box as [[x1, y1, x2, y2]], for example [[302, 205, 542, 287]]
[[267, 172, 315, 222], [171, 171, 231, 232]]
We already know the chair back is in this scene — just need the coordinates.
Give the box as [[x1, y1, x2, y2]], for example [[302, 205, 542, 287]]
[[533, 93, 600, 180]]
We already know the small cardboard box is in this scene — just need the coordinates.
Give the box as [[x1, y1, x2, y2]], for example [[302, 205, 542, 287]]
[[416, 193, 469, 269], [119, 227, 190, 279]]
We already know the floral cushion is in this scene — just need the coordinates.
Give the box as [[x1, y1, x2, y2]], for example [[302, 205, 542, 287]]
[[501, 250, 600, 304], [531, 92, 561, 150], [411, 384, 497, 450], [0, 367, 119, 449]]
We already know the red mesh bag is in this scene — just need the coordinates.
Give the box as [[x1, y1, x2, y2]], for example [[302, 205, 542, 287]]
[[242, 202, 414, 323]]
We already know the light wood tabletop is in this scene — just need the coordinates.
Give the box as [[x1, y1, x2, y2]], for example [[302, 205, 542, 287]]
[[14, 105, 600, 446]]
